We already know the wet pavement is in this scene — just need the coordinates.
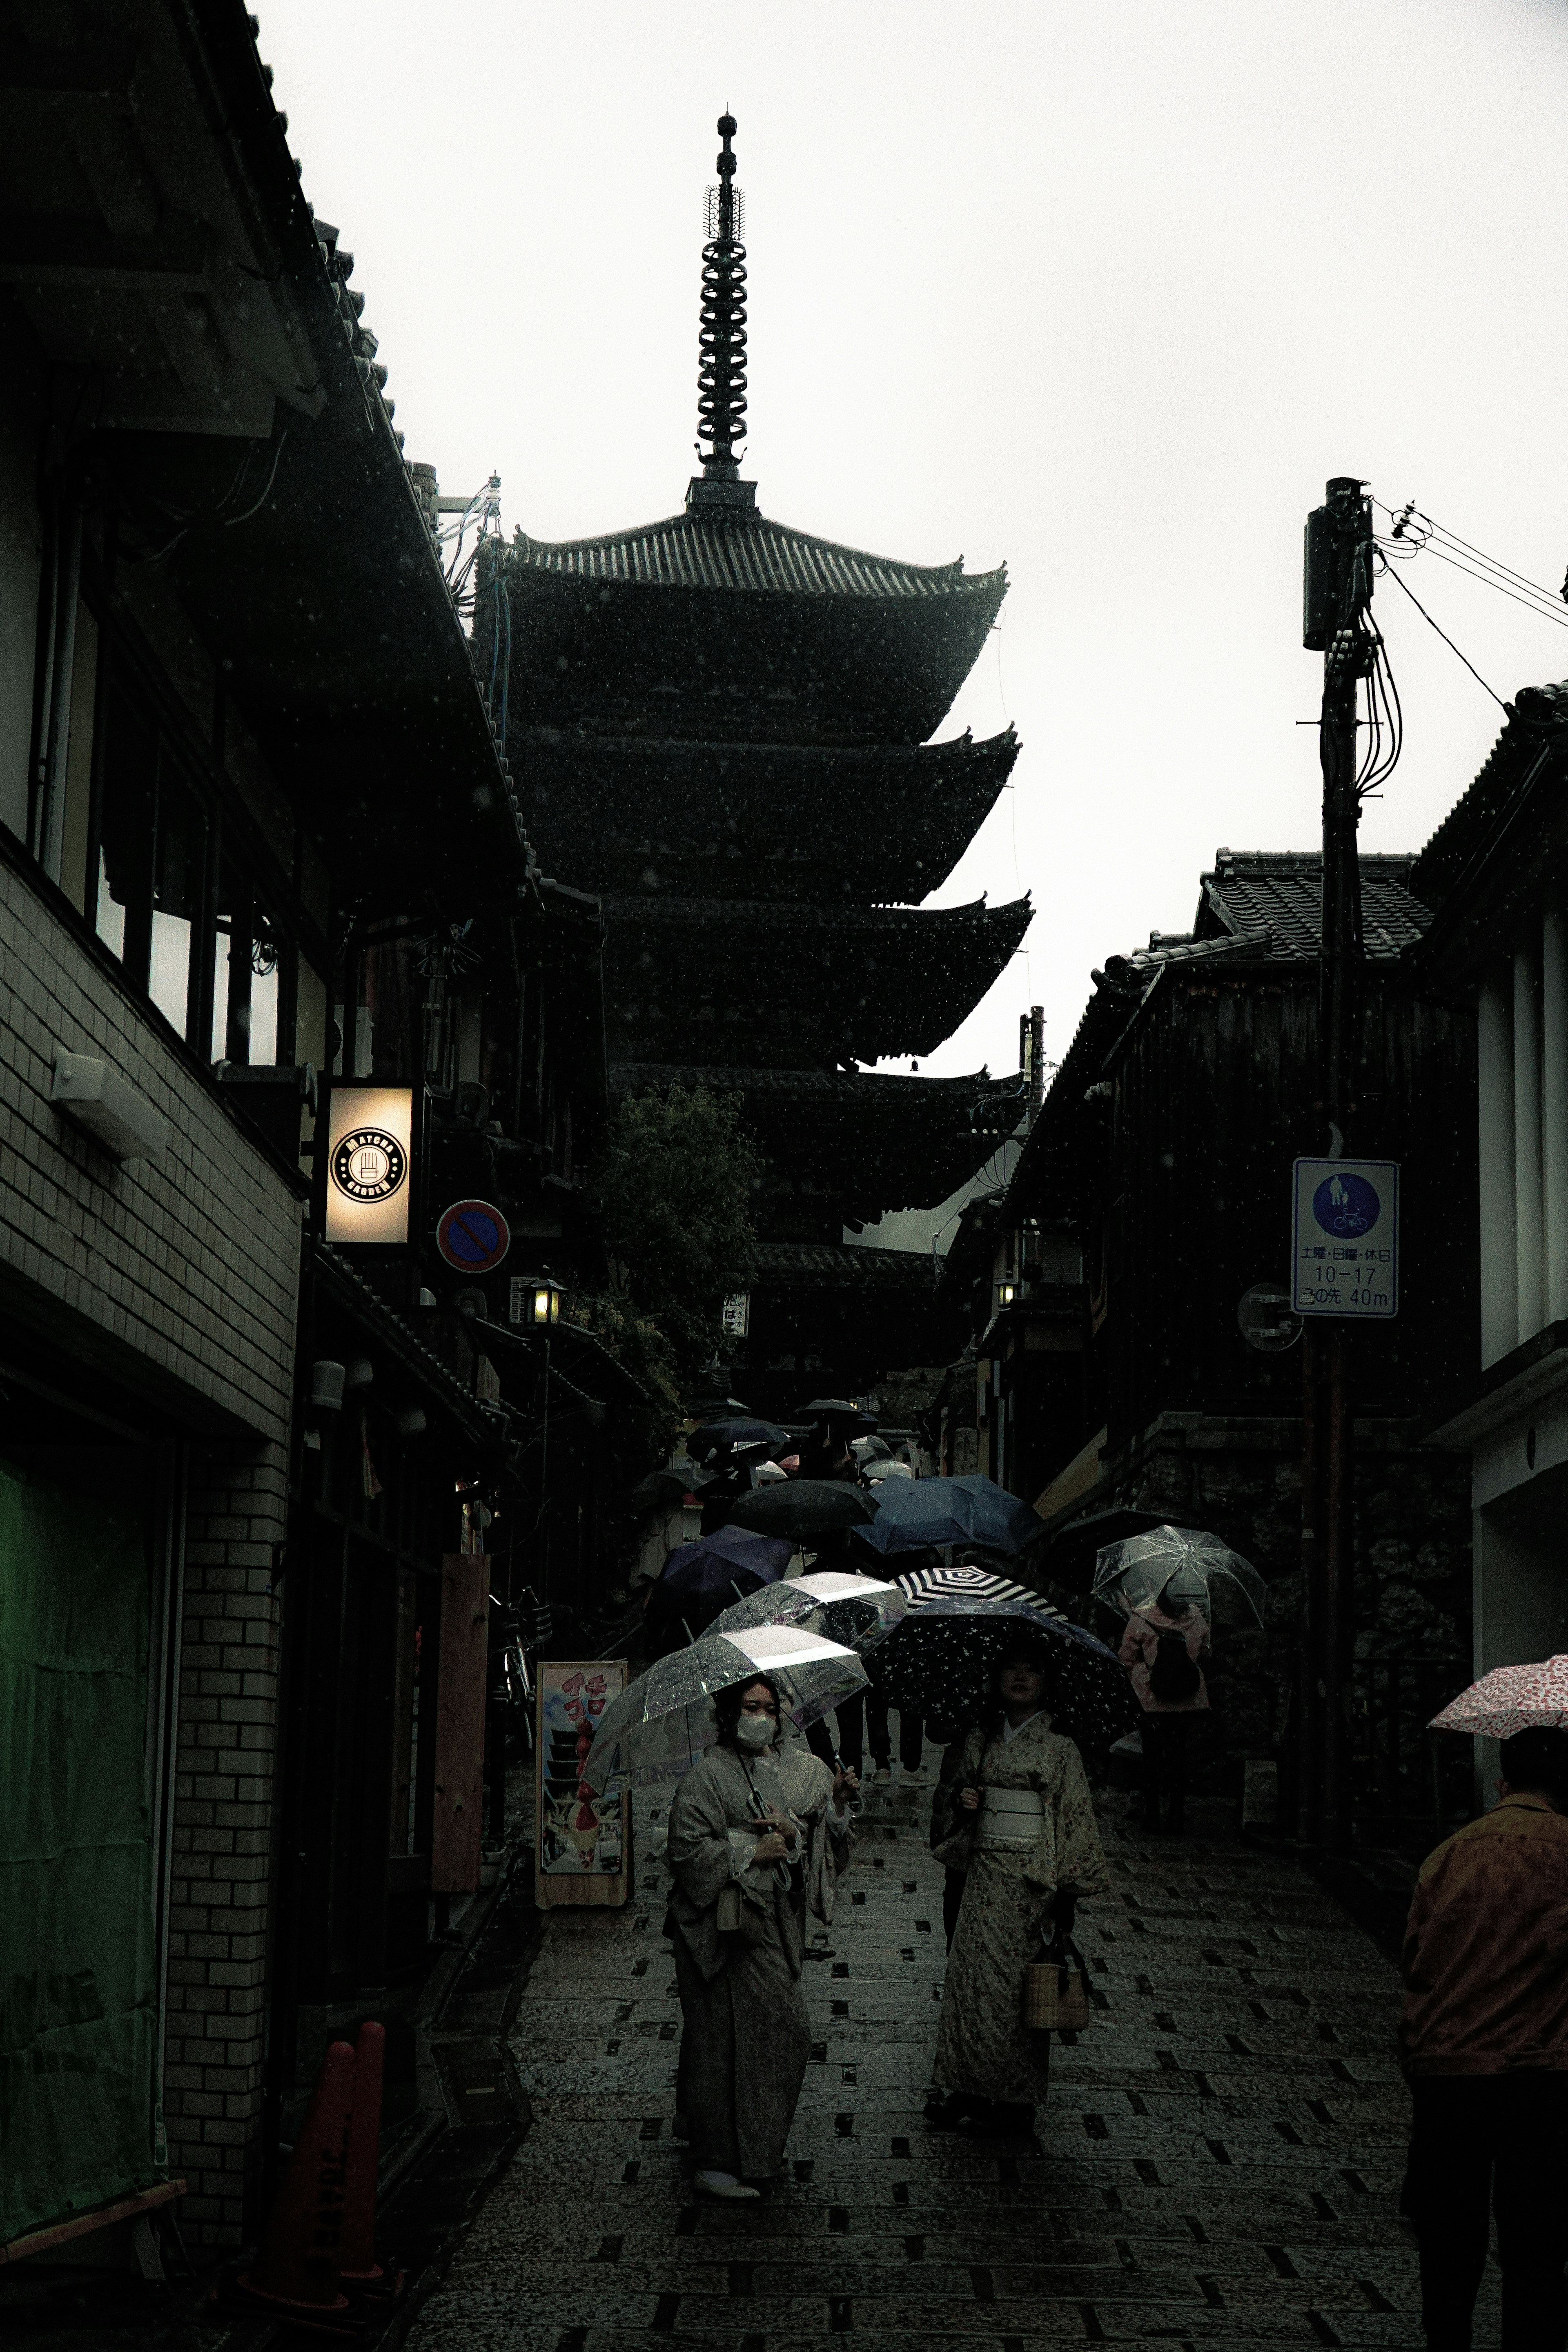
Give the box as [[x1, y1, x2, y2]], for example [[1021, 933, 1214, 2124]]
[[401, 1764, 1474, 2351]]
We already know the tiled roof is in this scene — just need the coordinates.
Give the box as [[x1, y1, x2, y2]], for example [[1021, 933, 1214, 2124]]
[[315, 1244, 504, 1444], [1412, 681, 1568, 912], [750, 1242, 938, 1290], [504, 512, 1004, 601], [1195, 851, 1432, 961]]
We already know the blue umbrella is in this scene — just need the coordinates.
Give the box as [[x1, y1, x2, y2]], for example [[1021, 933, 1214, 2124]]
[[853, 1475, 1043, 1559]]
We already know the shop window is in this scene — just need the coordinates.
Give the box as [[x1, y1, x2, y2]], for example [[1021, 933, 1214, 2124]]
[[212, 858, 294, 1067], [148, 772, 207, 1036]]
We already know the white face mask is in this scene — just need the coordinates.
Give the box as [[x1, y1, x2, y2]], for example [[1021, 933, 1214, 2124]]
[[735, 1710, 777, 1751]]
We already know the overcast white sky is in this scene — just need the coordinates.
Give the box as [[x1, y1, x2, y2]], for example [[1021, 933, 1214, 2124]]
[[262, 0, 1568, 1082]]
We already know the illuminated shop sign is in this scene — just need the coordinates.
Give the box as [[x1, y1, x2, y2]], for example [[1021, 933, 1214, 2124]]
[[325, 1086, 415, 1247]]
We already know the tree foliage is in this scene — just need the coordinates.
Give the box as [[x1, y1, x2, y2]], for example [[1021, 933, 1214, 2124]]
[[590, 1082, 760, 1379]]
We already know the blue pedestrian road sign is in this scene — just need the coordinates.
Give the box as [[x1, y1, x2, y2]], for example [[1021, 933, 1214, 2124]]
[[1290, 1158, 1399, 1319]]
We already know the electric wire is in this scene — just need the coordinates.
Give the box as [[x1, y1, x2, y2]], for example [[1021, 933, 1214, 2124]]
[[1373, 497, 1568, 631], [1377, 561, 1510, 712], [1379, 498, 1563, 605], [222, 430, 287, 527]]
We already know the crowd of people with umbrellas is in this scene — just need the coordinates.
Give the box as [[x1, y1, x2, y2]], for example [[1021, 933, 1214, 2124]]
[[588, 1396, 1269, 2200], [588, 1389, 1568, 2352]]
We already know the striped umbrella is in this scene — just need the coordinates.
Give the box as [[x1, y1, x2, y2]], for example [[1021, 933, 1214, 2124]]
[[894, 1561, 1044, 1609]]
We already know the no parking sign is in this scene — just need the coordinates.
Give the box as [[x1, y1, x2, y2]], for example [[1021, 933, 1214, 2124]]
[[435, 1198, 512, 1275]]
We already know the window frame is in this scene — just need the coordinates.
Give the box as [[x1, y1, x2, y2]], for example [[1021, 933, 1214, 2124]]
[[78, 564, 330, 1071]]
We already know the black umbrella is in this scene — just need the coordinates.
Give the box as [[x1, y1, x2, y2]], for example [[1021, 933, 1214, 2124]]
[[875, 1594, 1136, 1752], [629, 1467, 695, 1517], [728, 1480, 880, 1540], [690, 1416, 790, 1459]]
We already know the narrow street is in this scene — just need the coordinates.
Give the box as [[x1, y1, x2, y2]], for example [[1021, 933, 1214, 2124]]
[[404, 1768, 1450, 2351]]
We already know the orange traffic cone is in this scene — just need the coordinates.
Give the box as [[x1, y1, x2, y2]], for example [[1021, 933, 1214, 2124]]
[[238, 2039, 355, 2312], [338, 2021, 385, 2284]]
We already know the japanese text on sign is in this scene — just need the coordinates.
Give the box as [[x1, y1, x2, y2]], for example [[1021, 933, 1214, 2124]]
[[1290, 1158, 1399, 1319]]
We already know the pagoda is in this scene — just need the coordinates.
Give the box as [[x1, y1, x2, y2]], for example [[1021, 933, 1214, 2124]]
[[479, 115, 1030, 1406]]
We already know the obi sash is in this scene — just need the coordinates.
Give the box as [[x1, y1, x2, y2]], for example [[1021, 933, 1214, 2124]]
[[979, 1786, 1044, 1845]]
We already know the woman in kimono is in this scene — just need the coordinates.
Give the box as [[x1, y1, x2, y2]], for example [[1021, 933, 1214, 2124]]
[[664, 1677, 856, 2199], [927, 1637, 1109, 2138]]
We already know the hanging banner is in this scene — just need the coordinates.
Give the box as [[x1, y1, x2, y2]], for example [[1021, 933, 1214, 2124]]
[[325, 1085, 415, 1247]]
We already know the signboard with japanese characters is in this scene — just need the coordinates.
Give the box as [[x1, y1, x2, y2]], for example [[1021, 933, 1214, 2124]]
[[1291, 1157, 1399, 1319]]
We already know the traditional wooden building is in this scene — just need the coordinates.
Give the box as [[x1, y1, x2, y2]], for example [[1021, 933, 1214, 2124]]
[[1411, 681, 1568, 1744], [946, 849, 1476, 1820], [0, 2, 629, 2267], [478, 115, 1030, 1407]]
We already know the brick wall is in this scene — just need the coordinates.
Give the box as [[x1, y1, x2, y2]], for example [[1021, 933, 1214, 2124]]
[[0, 851, 300, 1439], [0, 856, 303, 2245], [161, 1442, 290, 2243]]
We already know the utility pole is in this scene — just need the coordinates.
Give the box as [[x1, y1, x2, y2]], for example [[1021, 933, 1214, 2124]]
[[1299, 477, 1374, 1851]]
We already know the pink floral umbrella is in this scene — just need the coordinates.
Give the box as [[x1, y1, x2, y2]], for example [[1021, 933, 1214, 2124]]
[[1429, 1655, 1568, 1740]]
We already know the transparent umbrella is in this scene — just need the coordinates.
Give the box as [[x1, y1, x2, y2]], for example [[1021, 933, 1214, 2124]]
[[710, 1569, 908, 1656], [1090, 1524, 1267, 1625], [579, 1622, 868, 1792]]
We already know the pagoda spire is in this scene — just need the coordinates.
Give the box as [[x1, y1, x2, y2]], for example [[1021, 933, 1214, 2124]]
[[690, 111, 755, 512]]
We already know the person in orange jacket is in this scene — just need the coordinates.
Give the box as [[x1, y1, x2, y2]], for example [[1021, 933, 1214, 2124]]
[[1399, 1723, 1568, 2350]]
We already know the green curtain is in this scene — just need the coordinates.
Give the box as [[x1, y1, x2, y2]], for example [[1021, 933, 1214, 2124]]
[[0, 1459, 160, 2244]]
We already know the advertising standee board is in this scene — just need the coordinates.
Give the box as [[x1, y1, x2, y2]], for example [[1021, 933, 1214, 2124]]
[[535, 1659, 631, 1909], [1291, 1157, 1399, 1319]]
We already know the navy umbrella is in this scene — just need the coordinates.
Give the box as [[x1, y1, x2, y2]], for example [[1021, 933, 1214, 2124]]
[[643, 1526, 795, 1653], [659, 1526, 794, 1600], [854, 1475, 1044, 1559]]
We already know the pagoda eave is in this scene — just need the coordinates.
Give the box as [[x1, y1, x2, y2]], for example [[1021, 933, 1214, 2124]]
[[484, 536, 1006, 747], [609, 1062, 1027, 1219], [508, 725, 1019, 904], [602, 895, 1033, 1067]]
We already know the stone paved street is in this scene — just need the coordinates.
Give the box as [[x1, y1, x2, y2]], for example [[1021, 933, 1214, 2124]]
[[403, 1764, 1482, 2351]]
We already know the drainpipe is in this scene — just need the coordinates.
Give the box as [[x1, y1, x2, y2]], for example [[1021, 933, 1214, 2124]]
[[34, 488, 82, 886]]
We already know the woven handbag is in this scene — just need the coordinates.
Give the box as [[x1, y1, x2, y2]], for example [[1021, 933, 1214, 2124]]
[[1021, 1935, 1091, 2032]]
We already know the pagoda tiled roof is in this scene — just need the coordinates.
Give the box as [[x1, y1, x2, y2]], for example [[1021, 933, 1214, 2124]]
[[506, 510, 1004, 601], [605, 893, 1029, 939], [610, 1064, 1026, 1226], [510, 725, 1018, 906], [603, 893, 1032, 1067], [749, 1241, 938, 1290]]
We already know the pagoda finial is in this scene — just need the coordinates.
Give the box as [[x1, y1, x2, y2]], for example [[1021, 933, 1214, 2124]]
[[690, 111, 755, 512]]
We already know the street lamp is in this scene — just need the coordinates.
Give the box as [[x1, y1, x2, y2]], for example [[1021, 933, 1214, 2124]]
[[512, 1271, 563, 1327], [996, 1280, 1016, 1310]]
